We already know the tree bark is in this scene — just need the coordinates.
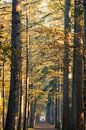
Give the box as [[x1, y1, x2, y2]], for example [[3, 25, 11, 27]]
[[17, 76, 23, 130], [63, 0, 71, 130], [55, 96, 58, 128], [4, 1, 21, 130], [71, 1, 84, 130], [83, 1, 86, 129], [51, 101, 54, 124], [2, 54, 5, 129], [23, 46, 29, 130], [29, 99, 36, 128]]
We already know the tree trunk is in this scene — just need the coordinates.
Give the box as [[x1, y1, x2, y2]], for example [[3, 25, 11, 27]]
[[23, 46, 29, 130], [4, 1, 21, 130], [63, 0, 71, 130], [17, 76, 23, 130], [55, 96, 58, 128], [46, 91, 52, 124], [83, 57, 86, 130], [29, 100, 36, 128], [71, 1, 84, 130], [2, 54, 5, 129], [51, 102, 54, 124], [83, 1, 86, 129], [46, 102, 51, 123], [57, 97, 61, 129]]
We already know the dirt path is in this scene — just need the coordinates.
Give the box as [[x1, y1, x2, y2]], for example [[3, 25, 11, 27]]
[[34, 122, 57, 130]]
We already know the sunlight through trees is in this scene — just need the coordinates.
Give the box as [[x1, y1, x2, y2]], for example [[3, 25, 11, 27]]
[[0, 0, 86, 130]]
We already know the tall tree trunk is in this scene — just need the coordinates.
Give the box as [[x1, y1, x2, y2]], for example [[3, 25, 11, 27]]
[[83, 57, 86, 130], [63, 0, 71, 130], [23, 45, 29, 130], [46, 91, 52, 124], [4, 1, 21, 130], [29, 99, 36, 128], [2, 53, 5, 129], [46, 102, 51, 123], [23, 8, 29, 130], [83, 1, 86, 129], [71, 0, 84, 130], [17, 73, 23, 130], [55, 96, 58, 128], [51, 101, 54, 124], [57, 97, 61, 129]]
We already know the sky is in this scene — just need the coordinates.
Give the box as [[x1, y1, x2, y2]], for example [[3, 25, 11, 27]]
[[3, 0, 11, 2]]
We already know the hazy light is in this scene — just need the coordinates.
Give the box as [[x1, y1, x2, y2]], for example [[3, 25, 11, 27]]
[[3, 0, 12, 3]]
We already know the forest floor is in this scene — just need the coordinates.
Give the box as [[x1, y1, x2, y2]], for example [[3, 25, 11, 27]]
[[29, 122, 58, 130]]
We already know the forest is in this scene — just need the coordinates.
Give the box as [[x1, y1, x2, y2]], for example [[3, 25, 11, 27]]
[[0, 0, 86, 130]]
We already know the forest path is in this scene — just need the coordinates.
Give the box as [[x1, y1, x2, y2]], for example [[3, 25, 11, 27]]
[[33, 122, 57, 130]]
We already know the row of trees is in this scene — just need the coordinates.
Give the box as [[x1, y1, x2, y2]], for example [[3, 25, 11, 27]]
[[0, 0, 86, 130], [63, 0, 86, 130], [0, 0, 64, 130]]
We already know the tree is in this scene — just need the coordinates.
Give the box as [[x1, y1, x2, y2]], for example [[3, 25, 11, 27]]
[[71, 0, 84, 130], [83, 0, 86, 129], [4, 1, 22, 130], [23, 10, 29, 130], [23, 46, 29, 130], [62, 0, 71, 130]]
